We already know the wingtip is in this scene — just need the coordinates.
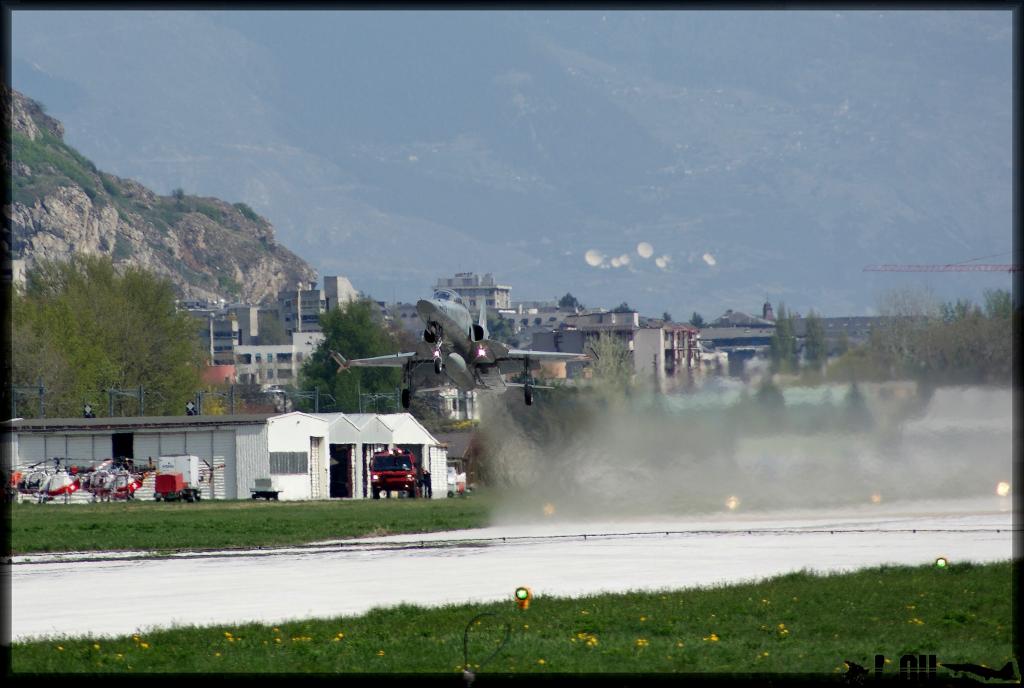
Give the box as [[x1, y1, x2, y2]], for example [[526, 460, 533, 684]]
[[329, 350, 350, 373]]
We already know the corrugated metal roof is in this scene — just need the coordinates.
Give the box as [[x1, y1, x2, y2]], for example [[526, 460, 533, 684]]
[[5, 415, 275, 433]]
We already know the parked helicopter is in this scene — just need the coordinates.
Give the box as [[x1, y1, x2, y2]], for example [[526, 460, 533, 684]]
[[80, 457, 148, 502], [16, 458, 82, 503]]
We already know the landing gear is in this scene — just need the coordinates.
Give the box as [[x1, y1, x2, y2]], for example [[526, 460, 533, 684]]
[[401, 388, 411, 409], [523, 358, 534, 406], [434, 357, 444, 375]]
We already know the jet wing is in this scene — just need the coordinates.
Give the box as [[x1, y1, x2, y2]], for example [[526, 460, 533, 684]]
[[491, 348, 589, 375], [331, 350, 419, 370], [505, 349, 590, 361]]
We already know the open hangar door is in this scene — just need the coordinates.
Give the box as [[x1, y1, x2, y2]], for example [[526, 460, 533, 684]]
[[329, 444, 354, 498]]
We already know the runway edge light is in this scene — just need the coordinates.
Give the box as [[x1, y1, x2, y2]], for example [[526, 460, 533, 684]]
[[935, 556, 949, 569], [515, 586, 532, 610]]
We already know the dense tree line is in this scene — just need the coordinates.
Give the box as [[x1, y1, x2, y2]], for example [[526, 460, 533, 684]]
[[296, 299, 402, 413], [828, 288, 1013, 386], [11, 256, 204, 417]]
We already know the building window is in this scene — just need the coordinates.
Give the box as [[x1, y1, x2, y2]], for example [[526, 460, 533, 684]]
[[270, 452, 308, 474]]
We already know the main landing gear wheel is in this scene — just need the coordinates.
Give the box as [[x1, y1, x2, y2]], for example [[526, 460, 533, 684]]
[[401, 388, 411, 409], [524, 385, 534, 406], [434, 358, 444, 375]]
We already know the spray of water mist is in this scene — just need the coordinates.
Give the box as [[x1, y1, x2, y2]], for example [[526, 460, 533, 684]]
[[474, 380, 1011, 526]]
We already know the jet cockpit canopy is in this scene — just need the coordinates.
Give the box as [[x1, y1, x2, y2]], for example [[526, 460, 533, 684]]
[[433, 289, 464, 306]]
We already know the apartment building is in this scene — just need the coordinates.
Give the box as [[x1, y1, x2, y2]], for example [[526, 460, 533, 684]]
[[234, 331, 326, 386], [433, 272, 511, 310]]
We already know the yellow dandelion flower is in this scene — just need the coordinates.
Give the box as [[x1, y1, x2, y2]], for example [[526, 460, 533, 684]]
[[214, 652, 221, 657], [93, 643, 101, 650], [640, 616, 647, 622], [635, 638, 649, 647], [332, 638, 340, 643], [224, 631, 232, 638], [274, 638, 282, 644], [116, 654, 123, 659], [523, 624, 529, 630], [132, 635, 140, 642], [676, 642, 684, 648], [56, 646, 64, 652], [908, 618, 925, 625], [537, 659, 546, 665], [580, 610, 589, 615], [777, 623, 786, 629], [140, 643, 150, 649], [377, 650, 385, 656], [762, 651, 769, 657], [885, 658, 891, 665], [272, 627, 280, 633]]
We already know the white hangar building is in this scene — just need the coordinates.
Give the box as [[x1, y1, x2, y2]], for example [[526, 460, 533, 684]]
[[3, 412, 447, 501], [318, 413, 448, 499]]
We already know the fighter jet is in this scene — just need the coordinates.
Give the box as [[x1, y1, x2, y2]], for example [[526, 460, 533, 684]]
[[330, 289, 587, 408]]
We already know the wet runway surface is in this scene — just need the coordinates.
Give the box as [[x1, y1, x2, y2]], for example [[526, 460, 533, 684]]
[[8, 497, 1013, 642]]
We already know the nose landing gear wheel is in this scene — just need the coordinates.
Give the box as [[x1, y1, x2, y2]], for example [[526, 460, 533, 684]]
[[401, 388, 411, 409], [524, 385, 534, 406]]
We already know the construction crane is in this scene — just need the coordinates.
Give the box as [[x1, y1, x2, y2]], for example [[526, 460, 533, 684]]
[[864, 264, 1020, 272], [865, 251, 1020, 273]]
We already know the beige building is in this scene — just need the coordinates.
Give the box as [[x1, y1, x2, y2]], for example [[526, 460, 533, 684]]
[[433, 272, 511, 310]]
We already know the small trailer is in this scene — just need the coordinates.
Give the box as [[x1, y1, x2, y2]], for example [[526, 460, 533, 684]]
[[154, 455, 203, 502], [250, 477, 282, 501]]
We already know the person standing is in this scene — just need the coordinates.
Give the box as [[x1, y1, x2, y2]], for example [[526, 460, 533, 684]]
[[421, 467, 432, 498]]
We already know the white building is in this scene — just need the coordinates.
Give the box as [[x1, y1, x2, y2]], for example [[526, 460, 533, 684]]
[[319, 412, 448, 499], [4, 411, 447, 502], [235, 331, 325, 386]]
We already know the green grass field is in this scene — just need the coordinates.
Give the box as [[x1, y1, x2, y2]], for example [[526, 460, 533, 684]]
[[7, 495, 491, 555], [10, 561, 1013, 675]]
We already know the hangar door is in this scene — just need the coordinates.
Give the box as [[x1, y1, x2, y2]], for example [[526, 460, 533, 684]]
[[133, 430, 235, 499], [15, 435, 113, 466]]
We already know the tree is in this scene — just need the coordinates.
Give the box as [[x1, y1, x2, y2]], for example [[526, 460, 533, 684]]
[[586, 332, 633, 395], [612, 302, 633, 313], [689, 312, 705, 328], [769, 304, 797, 373], [803, 310, 826, 372], [297, 299, 401, 412], [661, 312, 672, 323], [486, 314, 516, 346], [558, 293, 582, 311], [257, 311, 290, 345], [983, 288, 1011, 320], [12, 256, 204, 417]]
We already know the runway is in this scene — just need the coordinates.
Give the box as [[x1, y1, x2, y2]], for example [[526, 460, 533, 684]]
[[7, 496, 1014, 643]]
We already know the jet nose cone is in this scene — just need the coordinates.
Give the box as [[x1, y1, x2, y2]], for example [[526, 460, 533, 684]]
[[416, 300, 436, 321]]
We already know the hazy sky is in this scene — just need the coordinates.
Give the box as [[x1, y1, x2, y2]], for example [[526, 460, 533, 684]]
[[10, 10, 1014, 317]]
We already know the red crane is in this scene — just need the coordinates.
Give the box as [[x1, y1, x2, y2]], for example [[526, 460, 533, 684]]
[[864, 264, 1020, 272]]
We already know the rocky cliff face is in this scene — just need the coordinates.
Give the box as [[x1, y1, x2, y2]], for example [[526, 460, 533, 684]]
[[4, 87, 316, 304]]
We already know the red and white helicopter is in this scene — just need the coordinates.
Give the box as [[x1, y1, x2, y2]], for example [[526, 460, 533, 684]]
[[15, 458, 82, 503], [79, 457, 148, 502]]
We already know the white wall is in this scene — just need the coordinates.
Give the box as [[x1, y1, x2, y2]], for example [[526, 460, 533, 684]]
[[266, 413, 329, 501]]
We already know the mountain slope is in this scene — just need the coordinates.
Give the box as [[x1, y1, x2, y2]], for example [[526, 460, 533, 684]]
[[5, 87, 316, 304]]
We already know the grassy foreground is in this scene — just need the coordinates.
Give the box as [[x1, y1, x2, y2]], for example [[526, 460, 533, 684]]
[[10, 561, 1013, 675], [7, 495, 491, 555]]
